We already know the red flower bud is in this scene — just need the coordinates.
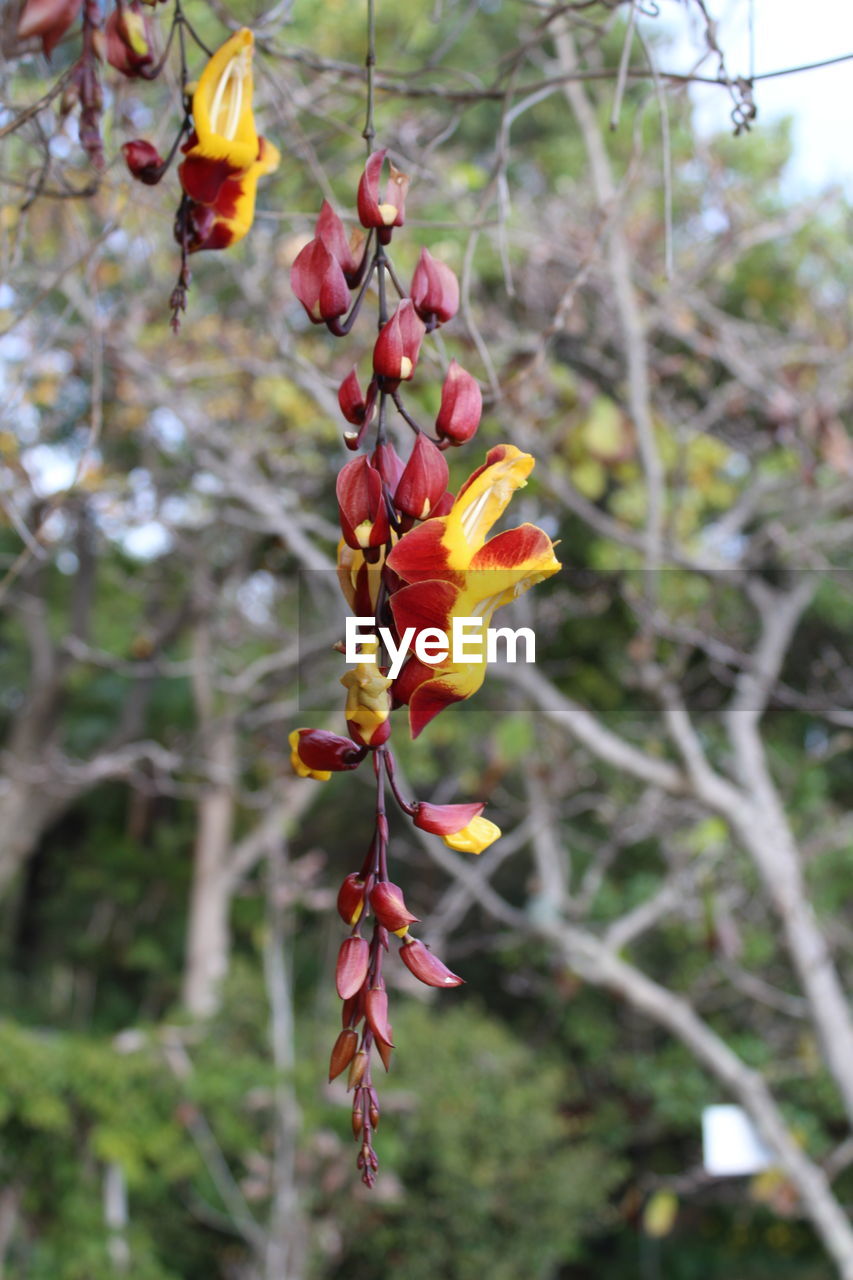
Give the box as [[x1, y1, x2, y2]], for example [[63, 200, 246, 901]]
[[316, 200, 359, 281], [410, 248, 459, 326], [291, 238, 350, 325], [289, 728, 363, 778], [347, 1050, 369, 1091], [400, 936, 463, 988], [122, 139, 164, 185], [365, 987, 393, 1047], [373, 300, 425, 384], [375, 1035, 393, 1072], [329, 1027, 359, 1081], [338, 368, 378, 436], [352, 1101, 364, 1138], [336, 936, 370, 1000], [413, 800, 485, 836], [341, 989, 364, 1028], [370, 881, 419, 934], [372, 441, 405, 493], [104, 1, 156, 77], [336, 456, 390, 550], [337, 873, 366, 926], [17, 0, 82, 58], [393, 434, 449, 521], [357, 148, 409, 238], [435, 361, 482, 445]]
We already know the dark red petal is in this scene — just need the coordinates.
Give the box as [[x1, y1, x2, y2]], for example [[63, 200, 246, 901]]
[[336, 937, 370, 1000]]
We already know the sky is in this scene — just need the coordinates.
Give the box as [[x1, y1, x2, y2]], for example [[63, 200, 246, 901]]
[[662, 0, 853, 193]]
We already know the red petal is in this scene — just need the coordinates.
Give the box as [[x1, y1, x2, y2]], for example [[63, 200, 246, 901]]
[[329, 1027, 359, 1081], [365, 988, 394, 1046], [469, 523, 557, 573], [389, 579, 458, 643], [335, 936, 370, 1000], [400, 937, 463, 988], [316, 199, 357, 276], [386, 519, 456, 585], [413, 800, 485, 836], [356, 149, 386, 227]]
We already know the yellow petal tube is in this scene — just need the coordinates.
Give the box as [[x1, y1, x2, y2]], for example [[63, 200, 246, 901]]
[[192, 28, 259, 171], [442, 816, 501, 855], [441, 444, 534, 568]]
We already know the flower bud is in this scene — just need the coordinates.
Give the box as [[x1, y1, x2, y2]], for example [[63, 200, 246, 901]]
[[410, 248, 459, 326], [357, 148, 409, 238], [289, 728, 363, 781], [393, 433, 449, 521], [341, 990, 364, 1029], [17, 0, 82, 58], [372, 442, 405, 493], [337, 873, 366, 926], [442, 815, 501, 855], [400, 936, 463, 988], [336, 456, 390, 551], [338, 368, 377, 431], [336, 936, 370, 1001], [105, 1, 156, 77], [291, 238, 350, 325], [365, 987, 393, 1047], [316, 200, 359, 281], [370, 881, 419, 935], [328, 1027, 359, 1081], [121, 139, 164, 185], [369, 1100, 380, 1130], [435, 361, 482, 445], [413, 800, 485, 836], [372, 301, 425, 384], [347, 1050, 369, 1091], [351, 1102, 364, 1138], [375, 1035, 393, 1072]]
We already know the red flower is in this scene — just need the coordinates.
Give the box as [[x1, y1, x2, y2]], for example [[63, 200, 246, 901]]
[[435, 361, 482, 445], [400, 937, 463, 988], [369, 881, 419, 935], [338, 368, 377, 430], [410, 248, 459, 326], [413, 800, 485, 835], [316, 200, 360, 282], [336, 937, 370, 1000], [357, 148, 409, 237], [16, 0, 82, 58], [393, 434, 449, 522], [373, 301, 425, 384], [289, 728, 363, 780], [104, 1, 157, 78], [122, 139, 163, 185], [291, 238, 350, 324], [336, 456, 391, 551]]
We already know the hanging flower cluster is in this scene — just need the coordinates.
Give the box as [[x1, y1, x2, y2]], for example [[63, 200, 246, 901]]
[[289, 151, 561, 1184], [15, 2, 278, 326]]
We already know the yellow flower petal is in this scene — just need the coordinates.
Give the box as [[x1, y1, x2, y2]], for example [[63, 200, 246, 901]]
[[442, 816, 501, 855], [192, 28, 259, 170]]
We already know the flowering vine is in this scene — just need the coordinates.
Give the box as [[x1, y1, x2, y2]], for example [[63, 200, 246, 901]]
[[287, 27, 561, 1181], [14, 0, 278, 328]]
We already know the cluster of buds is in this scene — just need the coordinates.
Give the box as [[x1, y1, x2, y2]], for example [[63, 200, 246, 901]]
[[15, 0, 168, 169], [288, 146, 559, 1184], [15, 4, 275, 322]]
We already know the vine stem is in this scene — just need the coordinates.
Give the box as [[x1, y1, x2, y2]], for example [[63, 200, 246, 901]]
[[362, 0, 376, 155]]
